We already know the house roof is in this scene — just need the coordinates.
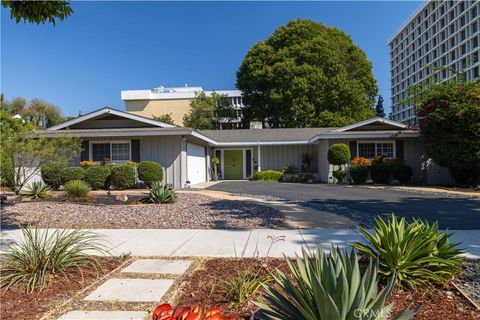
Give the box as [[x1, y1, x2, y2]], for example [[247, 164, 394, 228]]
[[200, 128, 334, 145], [46, 107, 177, 130], [331, 117, 407, 132]]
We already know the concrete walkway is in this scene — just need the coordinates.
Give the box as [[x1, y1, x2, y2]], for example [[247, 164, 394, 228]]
[[2, 228, 479, 260]]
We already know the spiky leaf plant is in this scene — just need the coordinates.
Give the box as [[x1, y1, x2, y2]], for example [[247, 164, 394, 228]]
[[64, 179, 91, 199], [142, 181, 177, 204], [254, 246, 417, 320], [21, 181, 52, 199], [221, 268, 272, 304], [353, 213, 465, 288], [0, 225, 107, 293]]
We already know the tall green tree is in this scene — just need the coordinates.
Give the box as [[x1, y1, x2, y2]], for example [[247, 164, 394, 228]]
[[183, 92, 235, 130], [375, 95, 385, 118], [1, 96, 65, 128], [236, 19, 378, 128], [411, 79, 480, 185], [0, 110, 81, 193], [153, 113, 175, 125], [2, 0, 73, 25]]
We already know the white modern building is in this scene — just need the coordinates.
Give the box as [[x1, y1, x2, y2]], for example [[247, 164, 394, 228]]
[[121, 85, 244, 128], [389, 0, 480, 124]]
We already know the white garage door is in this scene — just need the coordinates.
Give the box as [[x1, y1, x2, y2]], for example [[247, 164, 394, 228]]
[[187, 143, 206, 185]]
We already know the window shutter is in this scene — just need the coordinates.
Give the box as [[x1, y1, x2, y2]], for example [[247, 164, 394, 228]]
[[396, 140, 404, 159], [349, 141, 357, 159], [131, 139, 141, 162], [80, 140, 89, 161]]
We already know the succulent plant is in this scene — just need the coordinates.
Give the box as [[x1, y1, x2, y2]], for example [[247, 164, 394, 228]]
[[152, 303, 236, 320], [142, 181, 177, 204]]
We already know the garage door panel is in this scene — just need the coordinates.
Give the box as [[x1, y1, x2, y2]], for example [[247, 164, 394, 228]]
[[187, 143, 206, 185]]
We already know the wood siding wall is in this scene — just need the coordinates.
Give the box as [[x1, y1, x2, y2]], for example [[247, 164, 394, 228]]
[[260, 144, 318, 172]]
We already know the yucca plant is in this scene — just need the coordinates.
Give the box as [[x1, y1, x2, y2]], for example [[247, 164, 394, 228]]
[[64, 179, 91, 199], [152, 303, 236, 320], [353, 213, 465, 288], [254, 246, 417, 320], [0, 225, 107, 293], [142, 181, 177, 204], [21, 181, 52, 199]]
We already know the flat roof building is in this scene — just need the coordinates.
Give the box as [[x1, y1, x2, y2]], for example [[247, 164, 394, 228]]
[[121, 85, 244, 128], [389, 0, 479, 124]]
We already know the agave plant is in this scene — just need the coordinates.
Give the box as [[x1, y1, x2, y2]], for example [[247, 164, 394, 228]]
[[152, 303, 236, 320], [21, 181, 52, 199], [142, 181, 177, 204], [254, 246, 417, 320], [0, 225, 107, 293], [353, 213, 465, 288]]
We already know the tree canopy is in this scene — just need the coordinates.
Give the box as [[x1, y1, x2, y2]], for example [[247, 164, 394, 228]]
[[375, 95, 385, 118], [1, 96, 66, 129], [183, 92, 235, 130], [153, 113, 175, 125], [412, 79, 480, 185], [2, 0, 73, 25], [236, 19, 378, 128]]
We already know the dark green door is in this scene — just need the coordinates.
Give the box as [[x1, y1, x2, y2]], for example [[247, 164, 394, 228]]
[[223, 150, 243, 180]]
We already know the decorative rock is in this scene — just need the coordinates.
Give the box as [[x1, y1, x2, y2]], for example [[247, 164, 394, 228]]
[[116, 194, 128, 203]]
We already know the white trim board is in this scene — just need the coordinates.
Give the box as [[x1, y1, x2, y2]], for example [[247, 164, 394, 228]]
[[47, 107, 177, 131]]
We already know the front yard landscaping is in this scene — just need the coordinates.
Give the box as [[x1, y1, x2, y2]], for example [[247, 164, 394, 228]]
[[1, 191, 283, 229]]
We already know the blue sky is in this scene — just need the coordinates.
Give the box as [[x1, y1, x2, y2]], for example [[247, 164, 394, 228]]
[[1, 1, 421, 117]]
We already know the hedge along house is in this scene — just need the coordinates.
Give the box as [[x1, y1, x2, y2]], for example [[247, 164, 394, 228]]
[[40, 107, 455, 188]]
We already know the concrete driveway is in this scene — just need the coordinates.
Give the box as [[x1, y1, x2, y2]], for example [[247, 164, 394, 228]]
[[205, 181, 480, 230]]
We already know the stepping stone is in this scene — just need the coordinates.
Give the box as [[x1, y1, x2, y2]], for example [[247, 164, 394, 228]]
[[57, 311, 147, 320], [122, 259, 191, 275], [84, 278, 173, 302]]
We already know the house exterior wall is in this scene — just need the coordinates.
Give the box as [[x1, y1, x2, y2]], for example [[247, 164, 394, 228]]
[[73, 136, 184, 188], [125, 99, 191, 126], [260, 144, 318, 172]]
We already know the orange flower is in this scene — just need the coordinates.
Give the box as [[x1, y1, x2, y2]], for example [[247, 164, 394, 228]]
[[152, 304, 235, 320], [351, 157, 372, 167]]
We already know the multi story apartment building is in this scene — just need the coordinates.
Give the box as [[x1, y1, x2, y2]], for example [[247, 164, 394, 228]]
[[389, 0, 480, 124], [121, 85, 244, 128]]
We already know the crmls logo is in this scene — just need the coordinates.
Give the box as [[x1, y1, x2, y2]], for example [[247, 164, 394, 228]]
[[353, 309, 392, 319]]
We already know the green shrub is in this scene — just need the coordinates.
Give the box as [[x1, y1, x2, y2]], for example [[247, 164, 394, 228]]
[[142, 181, 176, 204], [21, 181, 52, 199], [254, 246, 417, 320], [60, 167, 85, 185], [254, 170, 283, 181], [41, 163, 65, 189], [370, 161, 391, 184], [137, 161, 164, 187], [84, 165, 111, 190], [282, 164, 299, 174], [349, 164, 369, 184], [281, 173, 312, 183], [64, 180, 91, 199], [353, 214, 465, 288], [111, 164, 136, 189], [0, 225, 106, 293], [0, 155, 15, 188], [332, 169, 346, 183], [392, 164, 413, 184], [221, 268, 271, 304], [327, 143, 350, 165]]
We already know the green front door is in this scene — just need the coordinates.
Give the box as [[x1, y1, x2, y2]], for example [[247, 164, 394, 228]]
[[223, 150, 243, 180]]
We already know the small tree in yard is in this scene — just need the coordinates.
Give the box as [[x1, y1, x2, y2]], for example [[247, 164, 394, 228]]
[[327, 144, 351, 183], [410, 79, 480, 185], [0, 110, 81, 194]]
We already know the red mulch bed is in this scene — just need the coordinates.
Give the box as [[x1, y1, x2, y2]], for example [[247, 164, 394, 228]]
[[174, 258, 480, 320], [1, 257, 123, 320]]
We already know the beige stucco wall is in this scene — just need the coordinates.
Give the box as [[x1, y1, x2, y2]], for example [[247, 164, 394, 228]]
[[125, 99, 192, 126]]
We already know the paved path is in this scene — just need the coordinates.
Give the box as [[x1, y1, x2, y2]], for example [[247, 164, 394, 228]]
[[204, 181, 480, 230], [2, 228, 479, 260]]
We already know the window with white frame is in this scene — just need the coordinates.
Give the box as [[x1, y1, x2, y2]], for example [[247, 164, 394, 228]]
[[358, 142, 395, 159], [91, 141, 130, 162]]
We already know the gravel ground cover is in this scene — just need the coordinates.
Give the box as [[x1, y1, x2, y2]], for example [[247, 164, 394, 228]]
[[1, 193, 283, 229], [455, 261, 480, 306]]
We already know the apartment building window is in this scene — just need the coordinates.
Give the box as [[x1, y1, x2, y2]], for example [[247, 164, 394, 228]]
[[472, 6, 478, 18], [474, 66, 479, 78], [473, 21, 478, 33], [473, 36, 479, 48]]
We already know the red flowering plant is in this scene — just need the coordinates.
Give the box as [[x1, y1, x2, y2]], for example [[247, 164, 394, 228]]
[[152, 303, 236, 320]]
